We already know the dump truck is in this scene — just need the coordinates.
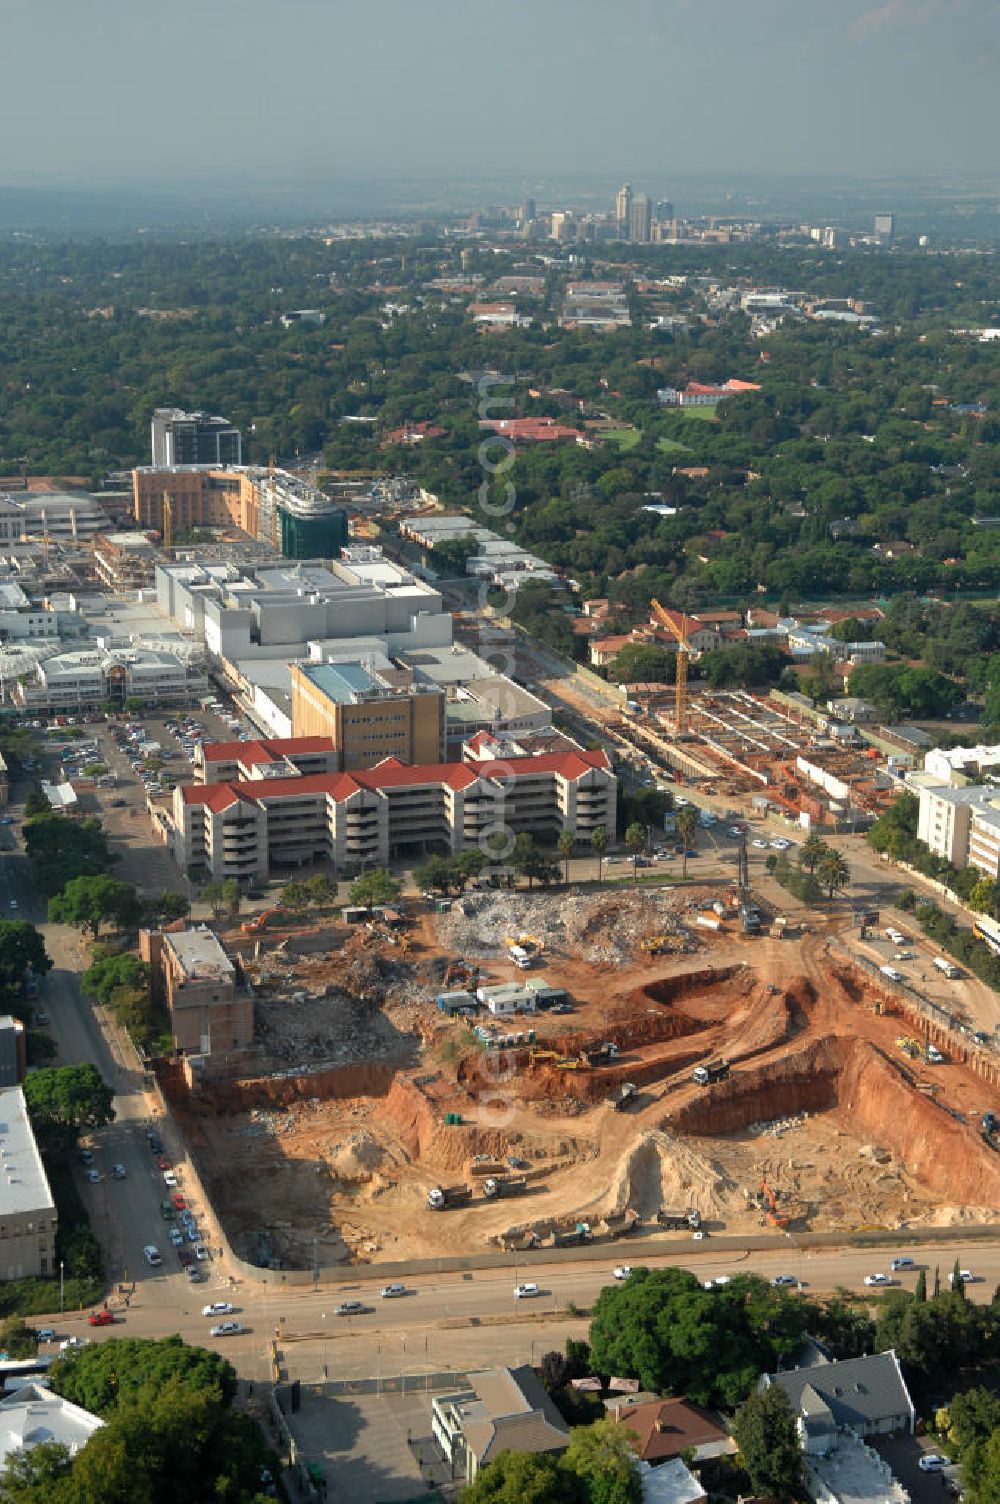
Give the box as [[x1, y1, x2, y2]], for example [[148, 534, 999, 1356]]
[[610, 1082, 638, 1111], [739, 903, 762, 935], [426, 1185, 472, 1211], [692, 1059, 730, 1086], [553, 1221, 592, 1247], [482, 1175, 528, 1199], [656, 1207, 702, 1231], [508, 944, 533, 970], [983, 1112, 1000, 1150]]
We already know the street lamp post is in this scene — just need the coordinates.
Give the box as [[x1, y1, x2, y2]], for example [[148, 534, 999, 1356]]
[[59, 1260, 64, 1315]]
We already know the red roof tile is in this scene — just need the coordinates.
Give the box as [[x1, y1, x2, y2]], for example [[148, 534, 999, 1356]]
[[201, 735, 335, 763], [180, 784, 243, 812]]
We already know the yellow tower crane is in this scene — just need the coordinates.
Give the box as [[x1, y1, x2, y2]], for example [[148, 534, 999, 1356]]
[[650, 598, 691, 733]]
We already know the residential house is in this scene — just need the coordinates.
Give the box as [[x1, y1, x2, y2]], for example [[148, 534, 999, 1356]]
[[0, 1384, 103, 1470], [608, 1396, 735, 1465], [761, 1350, 915, 1438]]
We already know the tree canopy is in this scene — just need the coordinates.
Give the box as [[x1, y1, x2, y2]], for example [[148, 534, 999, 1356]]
[[48, 877, 140, 939], [23, 1065, 115, 1157]]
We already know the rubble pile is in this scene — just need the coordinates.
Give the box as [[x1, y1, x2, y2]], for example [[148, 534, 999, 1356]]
[[436, 886, 711, 965]]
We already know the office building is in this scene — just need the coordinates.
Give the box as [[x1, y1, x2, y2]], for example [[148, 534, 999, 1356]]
[[150, 408, 242, 468], [432, 1366, 569, 1483], [520, 197, 536, 222], [0, 1086, 57, 1281], [0, 1019, 25, 1088], [873, 213, 895, 241], [133, 465, 347, 560], [11, 645, 208, 715], [629, 193, 652, 244], [196, 734, 339, 785], [140, 926, 253, 1056], [655, 199, 674, 222], [290, 661, 444, 769], [169, 744, 616, 881], [615, 182, 632, 235]]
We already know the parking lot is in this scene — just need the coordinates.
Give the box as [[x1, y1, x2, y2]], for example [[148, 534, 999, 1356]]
[[288, 1384, 455, 1504]]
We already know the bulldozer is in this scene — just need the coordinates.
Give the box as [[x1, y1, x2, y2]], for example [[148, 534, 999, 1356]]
[[759, 1174, 789, 1230], [640, 933, 681, 956]]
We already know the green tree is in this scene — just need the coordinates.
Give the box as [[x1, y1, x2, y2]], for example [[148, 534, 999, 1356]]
[[799, 832, 828, 874], [675, 806, 698, 878], [625, 822, 646, 880], [0, 1317, 37, 1358], [279, 881, 310, 915], [349, 868, 402, 911], [591, 825, 608, 882], [220, 879, 241, 921], [0, 920, 51, 992], [24, 815, 114, 895], [305, 873, 335, 907], [461, 1449, 581, 1504], [23, 1064, 115, 1158], [48, 876, 139, 939], [414, 854, 460, 896], [563, 1418, 641, 1504], [817, 848, 850, 900], [141, 892, 190, 926], [558, 829, 576, 884], [0, 1438, 72, 1499], [732, 1387, 803, 1501], [199, 882, 226, 920], [915, 1269, 927, 1302], [50, 1334, 237, 1413], [81, 952, 150, 1007]]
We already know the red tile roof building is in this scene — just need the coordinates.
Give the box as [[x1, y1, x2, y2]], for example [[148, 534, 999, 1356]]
[[169, 744, 615, 882]]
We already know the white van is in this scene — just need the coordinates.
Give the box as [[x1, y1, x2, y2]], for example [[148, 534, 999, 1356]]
[[879, 966, 904, 983], [143, 1245, 162, 1267]]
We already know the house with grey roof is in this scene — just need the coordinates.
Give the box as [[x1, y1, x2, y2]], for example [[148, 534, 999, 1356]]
[[761, 1350, 915, 1439], [431, 1365, 569, 1481]]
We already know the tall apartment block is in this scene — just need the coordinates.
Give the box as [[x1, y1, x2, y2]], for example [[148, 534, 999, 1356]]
[[150, 408, 243, 468]]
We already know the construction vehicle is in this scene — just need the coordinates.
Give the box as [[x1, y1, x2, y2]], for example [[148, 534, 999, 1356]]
[[553, 1221, 593, 1248], [482, 1175, 528, 1199], [584, 1042, 620, 1067], [241, 907, 281, 935], [640, 934, 681, 955], [896, 1035, 921, 1059], [656, 1207, 701, 1231], [759, 1174, 789, 1230], [529, 1048, 562, 1066], [505, 933, 543, 969], [983, 1113, 1000, 1150], [603, 1208, 640, 1238], [692, 1058, 729, 1086], [426, 1185, 472, 1211], [740, 902, 762, 935], [610, 1082, 638, 1111], [651, 598, 691, 733]]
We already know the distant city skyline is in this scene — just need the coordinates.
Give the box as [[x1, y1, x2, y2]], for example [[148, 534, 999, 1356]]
[[1, 0, 998, 189]]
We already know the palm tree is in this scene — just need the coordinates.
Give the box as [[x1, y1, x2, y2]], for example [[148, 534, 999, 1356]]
[[625, 821, 646, 881], [799, 831, 828, 874], [558, 829, 576, 884], [817, 848, 850, 900], [675, 806, 698, 879], [591, 825, 608, 883]]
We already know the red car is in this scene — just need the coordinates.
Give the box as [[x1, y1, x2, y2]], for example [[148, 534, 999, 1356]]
[[171, 1193, 186, 1210], [88, 1310, 115, 1327], [177, 1248, 194, 1266], [156, 1156, 171, 1171]]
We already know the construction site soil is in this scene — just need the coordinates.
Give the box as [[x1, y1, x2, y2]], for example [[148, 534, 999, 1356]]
[[168, 887, 1000, 1270]]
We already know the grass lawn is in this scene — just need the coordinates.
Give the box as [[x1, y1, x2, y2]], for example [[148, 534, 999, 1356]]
[[656, 436, 692, 455], [605, 428, 641, 451], [677, 405, 720, 422]]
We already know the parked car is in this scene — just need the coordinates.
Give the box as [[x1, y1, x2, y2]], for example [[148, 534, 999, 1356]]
[[143, 1245, 162, 1267], [169, 1228, 183, 1247], [111, 1164, 127, 1180], [919, 1455, 951, 1473], [162, 1171, 178, 1188], [209, 1322, 244, 1338], [612, 1266, 632, 1281], [88, 1310, 115, 1327], [85, 1169, 101, 1184], [36, 1328, 57, 1343], [202, 1302, 236, 1317], [59, 1336, 89, 1352], [771, 1274, 798, 1287]]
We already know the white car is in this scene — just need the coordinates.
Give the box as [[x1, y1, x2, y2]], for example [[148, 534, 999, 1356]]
[[728, 826, 743, 837], [752, 839, 769, 849], [143, 1245, 162, 1267], [919, 1455, 951, 1473], [380, 1283, 405, 1298], [613, 1266, 632, 1281], [209, 1321, 243, 1337], [162, 1171, 178, 1188], [952, 1269, 975, 1285], [194, 1244, 209, 1261], [111, 1164, 127, 1180], [772, 1274, 798, 1287], [514, 1282, 539, 1299], [59, 1336, 89, 1352], [864, 1273, 892, 1286], [85, 1169, 101, 1184], [202, 1302, 235, 1317]]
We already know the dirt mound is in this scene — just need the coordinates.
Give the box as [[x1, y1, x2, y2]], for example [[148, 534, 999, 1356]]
[[605, 1129, 739, 1222], [329, 1131, 396, 1182]]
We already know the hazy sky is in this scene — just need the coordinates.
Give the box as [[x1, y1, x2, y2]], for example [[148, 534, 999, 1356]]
[[2, 0, 998, 189]]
